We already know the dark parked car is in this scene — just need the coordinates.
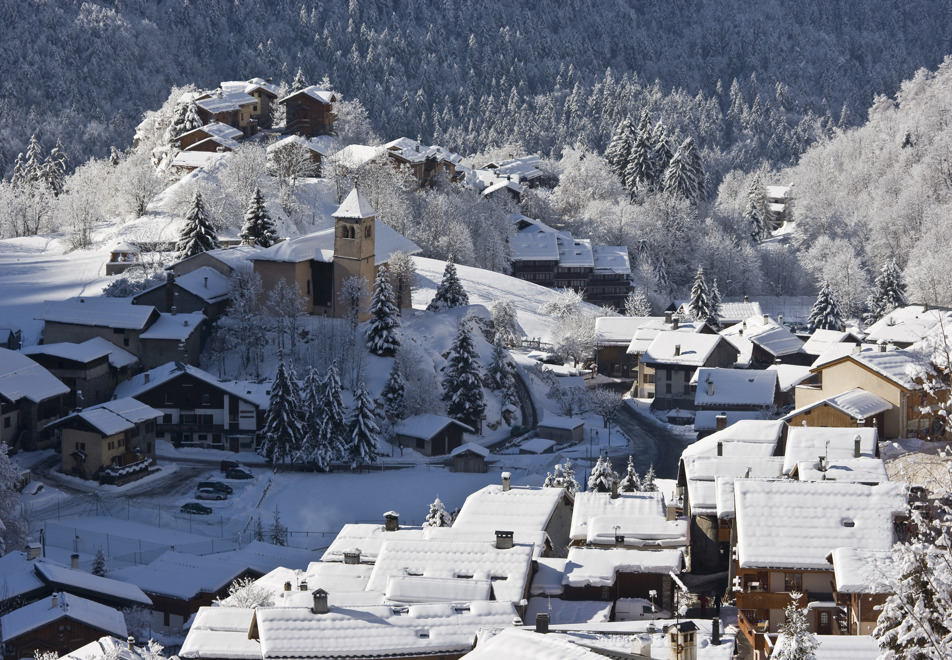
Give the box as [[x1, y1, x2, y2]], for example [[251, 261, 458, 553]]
[[226, 466, 253, 480], [197, 481, 233, 495], [220, 460, 242, 473], [181, 502, 213, 515], [195, 487, 227, 501]]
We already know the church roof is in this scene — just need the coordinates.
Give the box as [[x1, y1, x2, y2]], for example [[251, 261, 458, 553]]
[[334, 189, 376, 219]]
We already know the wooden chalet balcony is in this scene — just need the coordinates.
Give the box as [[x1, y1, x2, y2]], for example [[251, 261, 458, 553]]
[[736, 590, 808, 611]]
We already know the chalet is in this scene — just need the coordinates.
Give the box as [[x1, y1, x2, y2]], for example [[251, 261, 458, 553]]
[[793, 345, 940, 439], [780, 426, 879, 476], [450, 442, 489, 473], [673, 298, 763, 328], [0, 324, 22, 350], [104, 242, 141, 276], [800, 328, 865, 359], [829, 546, 897, 635], [112, 362, 267, 453], [384, 137, 464, 185], [47, 397, 161, 482], [176, 121, 243, 152], [0, 592, 127, 660], [864, 305, 952, 348], [280, 86, 338, 138], [251, 189, 420, 319], [0, 349, 70, 451], [29, 560, 153, 612], [392, 414, 473, 457], [627, 314, 719, 399], [482, 155, 549, 188], [569, 489, 687, 550], [194, 88, 258, 136], [132, 268, 232, 320], [693, 368, 779, 417], [721, 315, 807, 368], [23, 337, 139, 408], [169, 150, 227, 173], [642, 332, 740, 412], [594, 316, 652, 379], [222, 78, 280, 129], [560, 546, 682, 607], [169, 245, 257, 278], [730, 480, 908, 654], [765, 184, 792, 226]]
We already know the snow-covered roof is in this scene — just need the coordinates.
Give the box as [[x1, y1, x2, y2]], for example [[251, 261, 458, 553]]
[[0, 348, 69, 404], [139, 312, 205, 341], [450, 442, 490, 458], [253, 600, 517, 659], [586, 515, 688, 547], [393, 414, 474, 440], [538, 414, 584, 431], [366, 538, 534, 604], [693, 368, 777, 408], [562, 548, 682, 587], [334, 188, 376, 219], [484, 155, 544, 180], [721, 315, 803, 357], [626, 317, 705, 355], [781, 426, 880, 474], [113, 361, 264, 408], [171, 150, 227, 170], [783, 388, 893, 424], [34, 561, 152, 606], [805, 635, 882, 660], [48, 397, 162, 437], [0, 551, 45, 601], [65, 634, 165, 660], [331, 144, 384, 170], [557, 236, 594, 268], [681, 420, 785, 460], [510, 230, 560, 262], [267, 134, 334, 156], [453, 484, 568, 534], [196, 88, 257, 113], [482, 178, 522, 197], [682, 456, 785, 516], [464, 627, 627, 660], [528, 557, 568, 596], [321, 524, 424, 563], [801, 329, 862, 356], [693, 410, 766, 432], [176, 245, 259, 274], [211, 541, 316, 577], [223, 77, 280, 97], [37, 298, 158, 330], [385, 575, 492, 603], [675, 300, 763, 325], [848, 349, 921, 390], [123, 551, 249, 599], [643, 332, 732, 367], [864, 306, 952, 346], [0, 592, 126, 642], [830, 547, 897, 594], [280, 85, 336, 105], [595, 316, 652, 346], [570, 491, 666, 541], [524, 597, 612, 625], [384, 137, 463, 166], [181, 121, 243, 142], [173, 266, 232, 302], [766, 364, 813, 392], [794, 457, 890, 483], [734, 480, 908, 570], [24, 339, 109, 365], [591, 245, 630, 275], [251, 219, 420, 265], [179, 606, 261, 660], [518, 437, 556, 454]]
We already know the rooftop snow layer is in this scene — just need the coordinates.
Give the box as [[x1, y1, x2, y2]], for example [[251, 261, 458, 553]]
[[830, 547, 898, 594], [595, 316, 653, 345], [393, 414, 474, 439], [562, 548, 682, 587], [783, 388, 893, 424], [0, 591, 126, 642], [591, 245, 630, 275], [693, 410, 766, 432], [251, 220, 420, 265], [113, 361, 267, 408], [37, 298, 157, 330], [794, 457, 889, 483], [25, 337, 138, 369], [453, 484, 567, 534], [556, 236, 594, 268], [179, 606, 261, 660], [123, 551, 248, 599], [570, 490, 666, 541], [49, 397, 162, 436], [34, 561, 152, 606], [0, 348, 69, 403], [139, 312, 205, 341], [734, 480, 908, 570], [681, 420, 785, 460], [781, 426, 879, 474], [865, 306, 952, 346], [643, 332, 729, 367], [334, 188, 376, 219], [510, 231, 560, 262], [171, 267, 232, 302], [693, 368, 776, 407]]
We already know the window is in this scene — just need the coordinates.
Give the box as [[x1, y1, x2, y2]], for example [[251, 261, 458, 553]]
[[416, 438, 425, 449], [784, 573, 802, 591], [202, 393, 210, 406], [75, 442, 86, 451], [123, 338, 130, 347], [665, 370, 672, 381], [162, 414, 172, 424], [3, 417, 9, 428], [665, 383, 672, 394], [365, 225, 372, 238]]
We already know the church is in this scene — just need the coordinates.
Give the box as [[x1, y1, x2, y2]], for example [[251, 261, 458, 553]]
[[250, 188, 420, 319]]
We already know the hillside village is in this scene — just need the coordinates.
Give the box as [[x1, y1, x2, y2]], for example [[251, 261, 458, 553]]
[[0, 65, 951, 660]]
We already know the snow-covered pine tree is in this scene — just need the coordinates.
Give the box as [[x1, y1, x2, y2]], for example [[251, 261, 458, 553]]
[[648, 121, 673, 187], [619, 455, 642, 492], [605, 116, 635, 181], [441, 319, 485, 430], [866, 259, 908, 324], [772, 594, 819, 660], [489, 299, 520, 347], [710, 279, 722, 328], [485, 341, 518, 408], [43, 139, 68, 196], [253, 514, 264, 542], [92, 547, 107, 577], [269, 506, 288, 546], [624, 289, 652, 317], [0, 443, 27, 555], [662, 138, 701, 203], [588, 455, 618, 492], [654, 256, 670, 295], [427, 260, 469, 311], [164, 100, 202, 148], [294, 367, 330, 469], [624, 110, 655, 196], [292, 68, 307, 92], [11, 134, 44, 190], [239, 187, 277, 248], [381, 359, 407, 423], [689, 266, 717, 326], [366, 265, 401, 356], [423, 497, 453, 527], [641, 464, 658, 491], [745, 177, 770, 241], [320, 362, 348, 462], [808, 282, 845, 332], [259, 359, 304, 466], [346, 380, 380, 468], [682, 136, 705, 202], [176, 191, 220, 259], [544, 460, 580, 495]]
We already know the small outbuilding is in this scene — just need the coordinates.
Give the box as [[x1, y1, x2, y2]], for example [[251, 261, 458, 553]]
[[393, 414, 474, 457], [450, 442, 489, 473], [104, 242, 141, 276], [537, 415, 585, 445]]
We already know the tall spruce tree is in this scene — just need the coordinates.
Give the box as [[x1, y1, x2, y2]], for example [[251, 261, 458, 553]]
[[295, 368, 331, 469], [604, 116, 635, 181], [588, 455, 618, 492], [441, 319, 485, 430], [240, 187, 277, 248], [259, 359, 304, 466], [866, 259, 908, 324], [624, 110, 655, 195], [366, 265, 401, 356], [773, 595, 819, 660], [648, 121, 673, 187], [662, 137, 702, 203], [164, 100, 202, 148], [320, 362, 348, 462], [176, 191, 220, 259], [427, 260, 469, 311], [709, 279, 723, 329], [346, 380, 379, 468], [381, 359, 407, 423], [485, 341, 518, 407], [808, 282, 845, 332], [745, 177, 770, 241], [619, 455, 642, 492], [689, 266, 717, 326]]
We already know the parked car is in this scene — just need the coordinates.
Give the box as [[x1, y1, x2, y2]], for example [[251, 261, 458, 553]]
[[226, 466, 253, 480], [197, 481, 233, 495], [181, 502, 213, 515], [220, 459, 242, 473], [195, 487, 227, 501]]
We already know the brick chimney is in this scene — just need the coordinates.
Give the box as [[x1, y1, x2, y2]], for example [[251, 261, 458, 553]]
[[343, 549, 361, 565], [715, 414, 727, 431], [501, 472, 511, 492], [495, 530, 514, 550], [384, 511, 399, 531], [311, 588, 329, 614]]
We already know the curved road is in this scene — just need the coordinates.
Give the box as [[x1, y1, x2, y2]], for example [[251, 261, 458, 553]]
[[606, 404, 691, 480]]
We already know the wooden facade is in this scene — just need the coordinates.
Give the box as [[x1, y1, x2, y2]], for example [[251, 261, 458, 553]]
[[2, 615, 119, 660], [282, 89, 338, 138]]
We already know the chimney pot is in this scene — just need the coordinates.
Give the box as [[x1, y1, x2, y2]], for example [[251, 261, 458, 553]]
[[535, 613, 549, 634], [172, 305, 177, 316], [51, 593, 58, 608], [672, 317, 679, 330], [204, 276, 208, 288], [715, 415, 727, 432], [26, 543, 40, 561], [128, 636, 135, 652], [284, 581, 292, 591], [818, 455, 827, 471], [716, 441, 723, 456], [763, 314, 769, 324], [184, 319, 189, 327], [744, 295, 749, 302], [144, 373, 150, 384], [384, 511, 400, 532], [343, 549, 361, 565], [611, 479, 619, 499], [778, 314, 784, 326], [495, 530, 514, 550], [712, 617, 721, 645], [300, 580, 308, 591], [311, 588, 329, 614], [664, 311, 673, 323], [614, 533, 625, 547], [879, 342, 887, 352], [854, 435, 862, 458], [71, 553, 79, 569], [674, 344, 681, 356], [501, 472, 511, 492]]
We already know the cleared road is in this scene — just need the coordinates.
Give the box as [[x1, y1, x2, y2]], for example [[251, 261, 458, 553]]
[[606, 403, 693, 480]]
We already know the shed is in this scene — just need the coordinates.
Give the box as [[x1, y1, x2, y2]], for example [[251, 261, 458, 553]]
[[450, 442, 489, 473], [537, 416, 584, 444], [105, 242, 141, 276], [393, 415, 474, 457]]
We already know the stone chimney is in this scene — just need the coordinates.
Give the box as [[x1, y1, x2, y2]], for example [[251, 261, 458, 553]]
[[818, 455, 828, 471], [128, 636, 135, 652], [71, 553, 79, 569], [614, 533, 625, 547], [763, 314, 769, 325], [715, 414, 727, 432], [854, 435, 862, 458], [501, 472, 511, 492], [495, 530, 514, 549], [674, 344, 681, 357], [706, 377, 714, 397], [712, 617, 720, 645], [611, 479, 619, 499], [26, 543, 40, 561], [384, 511, 399, 531], [300, 580, 308, 591], [743, 295, 749, 302], [343, 549, 361, 565], [665, 311, 673, 324], [853, 342, 861, 354], [535, 613, 549, 634], [51, 593, 58, 608], [879, 342, 887, 352], [311, 588, 329, 614], [716, 441, 723, 456], [672, 317, 679, 330], [284, 581, 292, 592]]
